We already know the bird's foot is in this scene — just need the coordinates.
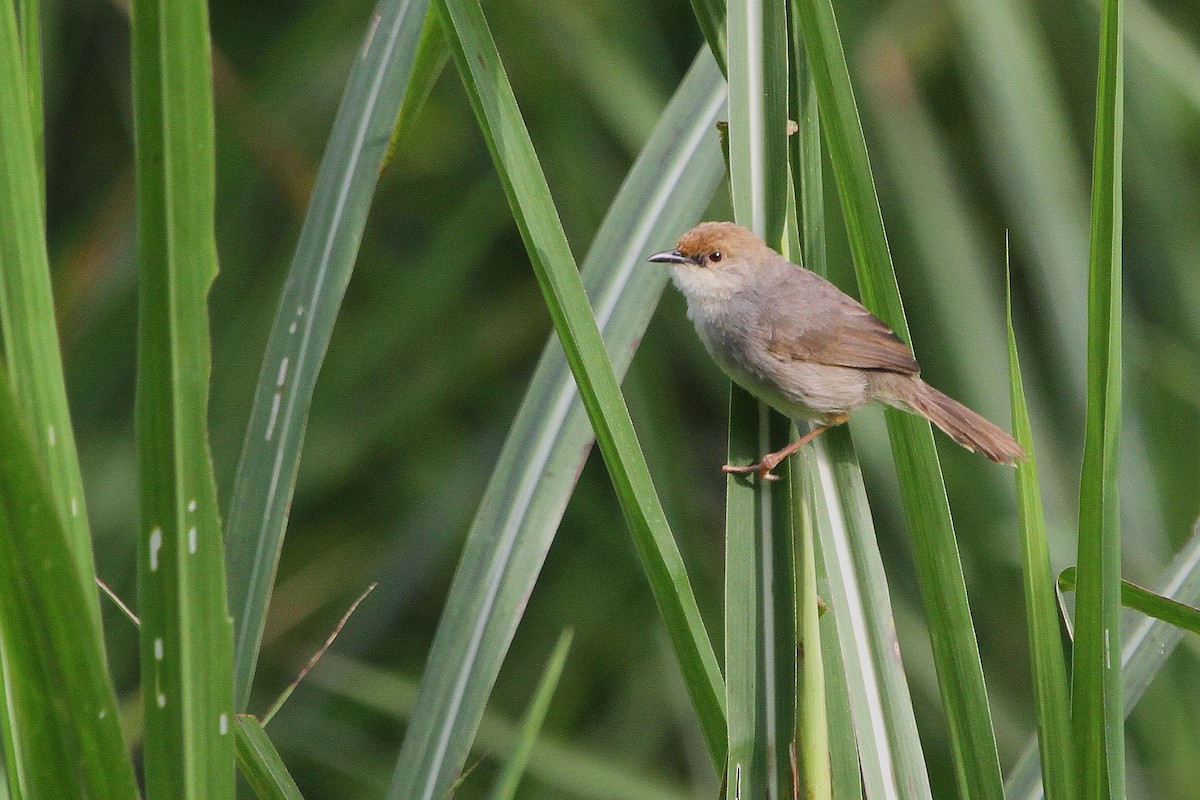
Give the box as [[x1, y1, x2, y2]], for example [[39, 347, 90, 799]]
[[721, 459, 784, 481]]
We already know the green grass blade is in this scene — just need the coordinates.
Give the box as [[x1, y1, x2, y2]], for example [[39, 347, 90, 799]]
[[384, 42, 728, 800], [0, 0, 98, 618], [792, 0, 1004, 795], [16, 0, 40, 198], [1071, 0, 1124, 794], [0, 372, 138, 800], [1059, 568, 1200, 635], [382, 9, 447, 174], [727, 0, 788, 247], [1006, 525, 1200, 798], [688, 0, 728, 73], [235, 716, 306, 800], [314, 655, 699, 800], [1007, 279, 1076, 800], [724, 2, 794, 798], [488, 629, 574, 800], [724, 397, 796, 800], [225, 0, 433, 709], [791, 448, 830, 800], [805, 433, 934, 799], [131, 0, 234, 793]]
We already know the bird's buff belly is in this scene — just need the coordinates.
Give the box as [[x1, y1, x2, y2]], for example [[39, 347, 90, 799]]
[[706, 343, 868, 423]]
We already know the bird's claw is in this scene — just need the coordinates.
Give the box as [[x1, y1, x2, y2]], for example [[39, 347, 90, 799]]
[[722, 462, 783, 481]]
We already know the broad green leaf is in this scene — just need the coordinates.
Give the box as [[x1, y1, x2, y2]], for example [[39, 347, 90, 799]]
[[384, 37, 729, 800], [226, 0, 434, 709], [1071, 0, 1124, 794], [0, 371, 137, 800], [488, 629, 574, 800], [236, 716, 306, 800], [791, 0, 1004, 795], [1007, 277, 1076, 800], [131, 0, 234, 792]]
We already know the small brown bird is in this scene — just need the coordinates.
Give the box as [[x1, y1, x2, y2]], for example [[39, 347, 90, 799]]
[[649, 221, 1025, 479]]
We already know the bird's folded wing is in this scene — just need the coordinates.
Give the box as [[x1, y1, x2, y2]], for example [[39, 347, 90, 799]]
[[764, 297, 920, 374]]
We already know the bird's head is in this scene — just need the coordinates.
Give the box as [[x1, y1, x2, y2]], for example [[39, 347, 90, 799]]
[[648, 221, 773, 303]]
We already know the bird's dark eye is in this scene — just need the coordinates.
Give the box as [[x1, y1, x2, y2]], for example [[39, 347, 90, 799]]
[[709, 251, 723, 264]]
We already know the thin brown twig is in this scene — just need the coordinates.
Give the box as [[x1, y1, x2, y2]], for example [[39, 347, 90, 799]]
[[261, 582, 378, 726]]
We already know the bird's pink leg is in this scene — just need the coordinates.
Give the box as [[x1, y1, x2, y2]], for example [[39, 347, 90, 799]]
[[722, 413, 851, 481]]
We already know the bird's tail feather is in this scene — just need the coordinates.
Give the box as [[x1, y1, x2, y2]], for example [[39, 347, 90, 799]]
[[886, 378, 1026, 466]]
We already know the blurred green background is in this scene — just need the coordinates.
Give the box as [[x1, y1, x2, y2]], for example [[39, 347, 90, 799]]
[[39, 0, 1200, 796]]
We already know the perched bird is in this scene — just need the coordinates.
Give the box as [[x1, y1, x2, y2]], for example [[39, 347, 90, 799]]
[[649, 221, 1025, 479]]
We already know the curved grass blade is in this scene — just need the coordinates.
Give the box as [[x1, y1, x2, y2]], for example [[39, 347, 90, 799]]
[[791, 0, 1004, 794], [1006, 524, 1200, 799], [225, 0, 434, 709], [1007, 278, 1076, 800], [312, 655, 699, 800], [1059, 568, 1200, 635], [688, 0, 728, 74], [16, 0, 41, 198], [488, 629, 574, 800], [1071, 0, 1124, 793], [381, 9, 447, 174], [0, 371, 138, 800], [235, 716, 305, 800], [131, 0, 234, 792], [0, 0, 97, 617], [384, 43, 728, 800]]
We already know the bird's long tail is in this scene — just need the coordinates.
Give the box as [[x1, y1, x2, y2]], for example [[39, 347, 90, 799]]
[[883, 377, 1026, 466]]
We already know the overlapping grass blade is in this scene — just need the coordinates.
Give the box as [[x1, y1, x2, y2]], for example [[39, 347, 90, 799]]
[[1006, 523, 1200, 799], [688, 0, 728, 72], [314, 654, 699, 800], [225, 0, 434, 709], [790, 452, 830, 800], [383, 29, 729, 798], [1007, 279, 1076, 800], [15, 0, 41, 192], [131, 0, 234, 792], [236, 716, 306, 800], [488, 629, 574, 800], [0, 373, 137, 800], [791, 0, 1004, 794], [1058, 569, 1200, 635], [1071, 0, 1124, 793], [0, 0, 97, 615], [724, 1, 794, 797], [804, 434, 933, 799]]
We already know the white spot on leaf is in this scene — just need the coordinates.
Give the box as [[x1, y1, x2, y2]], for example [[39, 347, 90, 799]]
[[265, 391, 282, 440], [187, 499, 197, 513], [149, 527, 162, 571], [154, 638, 163, 660], [277, 356, 290, 387], [219, 713, 229, 735], [157, 693, 166, 708], [47, 425, 56, 447], [188, 527, 197, 554]]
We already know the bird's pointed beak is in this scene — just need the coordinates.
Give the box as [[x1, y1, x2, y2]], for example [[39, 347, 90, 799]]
[[648, 249, 696, 266]]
